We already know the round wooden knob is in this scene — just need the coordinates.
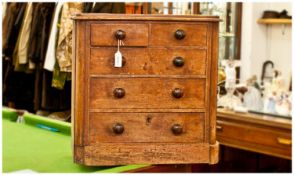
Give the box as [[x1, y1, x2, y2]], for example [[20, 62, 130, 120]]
[[113, 123, 124, 134], [113, 88, 125, 98], [171, 124, 183, 135], [174, 29, 186, 40], [115, 30, 126, 40], [173, 57, 185, 67], [172, 88, 184, 98]]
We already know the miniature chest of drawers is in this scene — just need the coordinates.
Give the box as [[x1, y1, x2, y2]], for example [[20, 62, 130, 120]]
[[72, 14, 220, 166]]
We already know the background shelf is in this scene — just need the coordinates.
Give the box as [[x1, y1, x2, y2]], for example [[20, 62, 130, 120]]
[[257, 18, 292, 25]]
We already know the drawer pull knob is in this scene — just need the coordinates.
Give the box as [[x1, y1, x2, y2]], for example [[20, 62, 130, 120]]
[[174, 29, 186, 40], [113, 123, 124, 134], [277, 137, 292, 145], [173, 57, 185, 67], [113, 88, 125, 98], [172, 88, 184, 98], [115, 30, 126, 40], [171, 124, 183, 135]]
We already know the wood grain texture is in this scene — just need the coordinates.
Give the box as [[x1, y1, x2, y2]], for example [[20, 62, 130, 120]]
[[88, 108, 206, 113], [71, 20, 76, 155], [73, 14, 219, 165], [126, 164, 192, 173], [217, 109, 292, 160], [73, 21, 86, 146], [217, 120, 291, 149], [83, 143, 210, 165], [89, 78, 206, 109], [90, 47, 207, 75], [150, 23, 208, 47], [209, 141, 219, 164], [89, 112, 204, 143], [72, 14, 220, 22], [209, 23, 219, 145], [90, 23, 148, 46]]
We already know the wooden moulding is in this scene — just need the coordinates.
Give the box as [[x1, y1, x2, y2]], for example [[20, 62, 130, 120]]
[[72, 13, 220, 22], [74, 142, 220, 166]]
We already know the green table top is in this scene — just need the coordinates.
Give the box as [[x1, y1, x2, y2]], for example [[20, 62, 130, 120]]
[[2, 107, 149, 173]]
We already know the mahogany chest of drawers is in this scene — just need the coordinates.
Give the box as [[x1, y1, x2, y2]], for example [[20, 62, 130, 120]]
[[72, 14, 220, 166]]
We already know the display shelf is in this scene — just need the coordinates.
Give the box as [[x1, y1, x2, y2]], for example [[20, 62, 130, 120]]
[[257, 18, 292, 25]]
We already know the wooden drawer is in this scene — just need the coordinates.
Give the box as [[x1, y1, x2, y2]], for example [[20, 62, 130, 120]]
[[89, 78, 206, 109], [150, 23, 208, 47], [90, 48, 207, 75], [90, 23, 148, 46], [89, 112, 204, 143], [217, 120, 292, 149]]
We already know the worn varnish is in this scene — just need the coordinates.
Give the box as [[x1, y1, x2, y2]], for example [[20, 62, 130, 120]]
[[89, 112, 204, 143], [72, 14, 220, 166], [89, 77, 206, 109], [90, 48, 207, 75], [150, 23, 208, 47], [91, 23, 149, 46]]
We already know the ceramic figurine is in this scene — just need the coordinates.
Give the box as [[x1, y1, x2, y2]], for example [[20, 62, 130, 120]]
[[261, 60, 274, 85], [218, 59, 242, 109]]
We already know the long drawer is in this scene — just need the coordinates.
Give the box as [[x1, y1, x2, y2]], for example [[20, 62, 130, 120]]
[[89, 78, 206, 109], [217, 120, 292, 150], [89, 112, 204, 143], [90, 48, 207, 76]]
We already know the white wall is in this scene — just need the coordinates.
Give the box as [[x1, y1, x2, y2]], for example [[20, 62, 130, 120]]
[[240, 2, 292, 87]]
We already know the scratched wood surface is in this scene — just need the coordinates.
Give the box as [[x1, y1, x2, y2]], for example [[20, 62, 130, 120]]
[[150, 23, 208, 47], [83, 143, 210, 165], [89, 78, 206, 109], [90, 23, 148, 46], [90, 47, 207, 75], [89, 112, 204, 143], [73, 14, 219, 166]]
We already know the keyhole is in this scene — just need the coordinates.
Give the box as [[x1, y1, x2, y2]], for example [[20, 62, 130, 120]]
[[146, 115, 152, 125]]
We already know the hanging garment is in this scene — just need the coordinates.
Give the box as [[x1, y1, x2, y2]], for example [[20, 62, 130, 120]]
[[41, 70, 71, 110], [56, 2, 83, 72], [27, 3, 55, 64], [91, 2, 125, 13], [27, 3, 56, 111], [2, 2, 7, 19], [83, 2, 94, 12], [13, 3, 34, 73], [18, 2, 33, 65], [2, 3, 29, 108], [2, 3, 27, 59], [43, 2, 63, 71], [52, 2, 83, 90]]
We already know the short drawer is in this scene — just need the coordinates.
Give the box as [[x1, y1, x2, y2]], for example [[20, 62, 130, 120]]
[[216, 120, 292, 149], [90, 47, 207, 75], [89, 112, 204, 143], [89, 78, 206, 109], [150, 23, 208, 47], [90, 23, 148, 46]]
